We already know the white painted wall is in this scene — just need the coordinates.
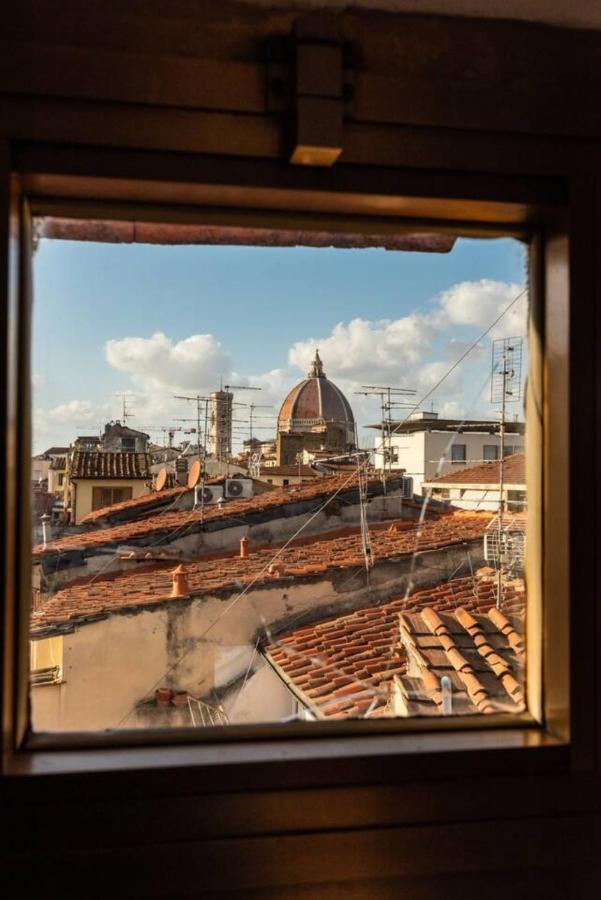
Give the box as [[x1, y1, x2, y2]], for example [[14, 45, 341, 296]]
[[375, 430, 524, 495], [424, 484, 526, 512], [31, 538, 480, 733]]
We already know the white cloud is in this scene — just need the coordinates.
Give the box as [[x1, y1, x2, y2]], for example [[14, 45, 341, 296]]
[[289, 314, 435, 383], [35, 279, 527, 452], [33, 399, 110, 453], [105, 331, 231, 393], [435, 279, 527, 338]]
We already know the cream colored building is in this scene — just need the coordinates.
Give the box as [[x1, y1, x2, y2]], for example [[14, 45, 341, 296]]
[[66, 450, 152, 524]]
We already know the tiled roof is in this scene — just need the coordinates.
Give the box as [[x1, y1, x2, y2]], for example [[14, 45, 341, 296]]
[[263, 573, 525, 720], [30, 512, 492, 634], [81, 485, 189, 524], [34, 474, 414, 558], [425, 453, 525, 486], [70, 451, 152, 480], [49, 456, 67, 471], [44, 446, 70, 456], [79, 475, 229, 525], [259, 465, 319, 477], [393, 604, 525, 716]]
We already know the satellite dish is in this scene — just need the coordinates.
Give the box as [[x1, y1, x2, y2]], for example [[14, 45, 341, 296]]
[[187, 459, 202, 489], [155, 468, 168, 492]]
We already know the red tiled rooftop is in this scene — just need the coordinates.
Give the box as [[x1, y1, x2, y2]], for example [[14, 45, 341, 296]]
[[263, 573, 525, 720], [34, 473, 420, 558], [393, 603, 525, 716], [30, 512, 493, 634], [79, 475, 235, 525], [70, 451, 152, 480], [425, 453, 525, 487]]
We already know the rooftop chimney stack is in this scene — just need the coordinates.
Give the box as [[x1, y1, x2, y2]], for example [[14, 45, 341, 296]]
[[170, 564, 189, 598], [240, 536, 249, 559]]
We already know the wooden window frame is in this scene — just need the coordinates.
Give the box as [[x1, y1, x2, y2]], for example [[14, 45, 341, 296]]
[[0, 144, 583, 789], [91, 486, 133, 511]]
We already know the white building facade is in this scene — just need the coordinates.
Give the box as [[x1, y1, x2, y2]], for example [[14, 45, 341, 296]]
[[371, 411, 525, 497]]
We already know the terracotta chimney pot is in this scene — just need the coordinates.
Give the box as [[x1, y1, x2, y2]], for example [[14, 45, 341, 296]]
[[155, 687, 171, 706], [240, 536, 249, 558], [171, 564, 189, 598], [172, 690, 188, 707]]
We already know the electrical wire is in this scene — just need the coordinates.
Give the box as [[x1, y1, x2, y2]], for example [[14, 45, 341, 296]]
[[113, 287, 527, 727]]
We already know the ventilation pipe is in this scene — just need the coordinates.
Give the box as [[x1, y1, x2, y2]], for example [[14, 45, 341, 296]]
[[441, 675, 453, 715]]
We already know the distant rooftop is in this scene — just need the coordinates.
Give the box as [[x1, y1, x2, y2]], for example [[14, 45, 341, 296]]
[[424, 453, 525, 487], [34, 474, 408, 558], [367, 415, 525, 435], [70, 451, 152, 480], [31, 512, 493, 635]]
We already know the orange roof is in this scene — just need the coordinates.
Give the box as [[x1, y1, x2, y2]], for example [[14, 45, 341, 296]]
[[30, 512, 492, 634], [393, 604, 525, 716], [34, 474, 412, 558], [426, 453, 525, 486], [263, 574, 525, 720], [81, 485, 188, 524], [70, 451, 151, 480]]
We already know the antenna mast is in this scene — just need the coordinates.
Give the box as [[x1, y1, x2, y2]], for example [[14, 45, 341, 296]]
[[115, 393, 135, 422], [355, 385, 415, 490], [490, 337, 523, 609]]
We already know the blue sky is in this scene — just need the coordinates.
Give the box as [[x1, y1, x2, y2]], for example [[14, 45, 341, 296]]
[[32, 235, 527, 453]]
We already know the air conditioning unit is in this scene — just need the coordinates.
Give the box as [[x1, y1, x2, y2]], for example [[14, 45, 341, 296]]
[[225, 478, 253, 499], [195, 485, 224, 506]]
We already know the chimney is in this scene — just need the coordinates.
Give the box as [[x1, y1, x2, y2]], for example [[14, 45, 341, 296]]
[[155, 687, 171, 706], [240, 536, 249, 558], [171, 564, 189, 598]]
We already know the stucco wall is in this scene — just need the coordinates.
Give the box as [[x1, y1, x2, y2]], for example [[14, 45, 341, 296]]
[[31, 539, 482, 732], [72, 479, 150, 524], [375, 431, 525, 495]]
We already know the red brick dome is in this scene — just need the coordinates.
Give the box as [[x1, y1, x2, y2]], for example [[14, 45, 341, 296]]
[[277, 350, 355, 439]]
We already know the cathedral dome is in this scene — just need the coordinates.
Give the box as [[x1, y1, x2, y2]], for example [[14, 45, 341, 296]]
[[277, 350, 355, 440]]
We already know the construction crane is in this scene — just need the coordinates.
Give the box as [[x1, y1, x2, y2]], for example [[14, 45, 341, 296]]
[[222, 383, 262, 393], [135, 424, 187, 448]]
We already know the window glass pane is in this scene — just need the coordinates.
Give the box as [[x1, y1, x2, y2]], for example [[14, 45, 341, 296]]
[[451, 444, 467, 462], [29, 221, 530, 732]]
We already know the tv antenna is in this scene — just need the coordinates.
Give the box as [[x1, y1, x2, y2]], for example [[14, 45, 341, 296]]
[[173, 395, 210, 463], [115, 393, 136, 422], [490, 336, 524, 608], [354, 384, 415, 489]]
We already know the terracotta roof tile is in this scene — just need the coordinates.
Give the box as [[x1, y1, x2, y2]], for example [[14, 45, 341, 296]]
[[34, 473, 429, 558], [262, 572, 524, 719], [30, 512, 494, 634], [70, 451, 152, 480], [425, 453, 525, 486]]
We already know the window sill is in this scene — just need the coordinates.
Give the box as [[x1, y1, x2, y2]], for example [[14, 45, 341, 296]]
[[4, 726, 568, 794]]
